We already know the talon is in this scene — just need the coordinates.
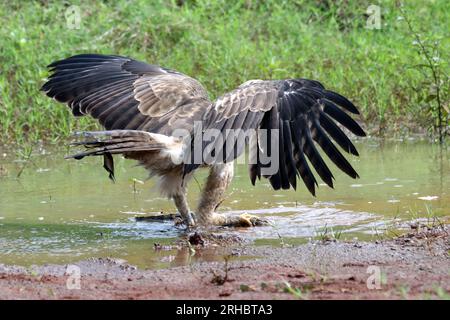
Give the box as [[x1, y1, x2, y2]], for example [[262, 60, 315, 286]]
[[235, 213, 269, 227], [190, 212, 197, 224], [185, 212, 196, 228], [174, 216, 184, 227]]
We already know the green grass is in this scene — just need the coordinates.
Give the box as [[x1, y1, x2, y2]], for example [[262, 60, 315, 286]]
[[283, 280, 310, 299], [0, 0, 448, 144]]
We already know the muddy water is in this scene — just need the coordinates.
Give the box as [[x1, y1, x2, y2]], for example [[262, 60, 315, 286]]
[[0, 140, 448, 268]]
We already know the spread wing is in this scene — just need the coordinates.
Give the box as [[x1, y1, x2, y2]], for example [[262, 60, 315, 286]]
[[185, 79, 366, 196], [41, 54, 209, 135]]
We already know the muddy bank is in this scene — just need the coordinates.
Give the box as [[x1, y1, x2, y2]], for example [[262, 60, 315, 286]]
[[0, 226, 448, 300]]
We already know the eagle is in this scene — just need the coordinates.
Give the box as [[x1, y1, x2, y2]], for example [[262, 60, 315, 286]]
[[41, 54, 366, 228]]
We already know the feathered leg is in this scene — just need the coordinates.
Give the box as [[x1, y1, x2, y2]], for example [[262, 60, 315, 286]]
[[157, 171, 196, 227], [173, 192, 195, 227], [197, 163, 268, 227]]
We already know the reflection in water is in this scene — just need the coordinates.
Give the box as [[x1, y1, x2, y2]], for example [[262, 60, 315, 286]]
[[0, 140, 448, 268]]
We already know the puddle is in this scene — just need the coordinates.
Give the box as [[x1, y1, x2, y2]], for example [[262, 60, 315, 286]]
[[0, 140, 448, 269]]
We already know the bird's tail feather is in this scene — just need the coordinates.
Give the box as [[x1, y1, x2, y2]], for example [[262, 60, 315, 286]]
[[66, 130, 180, 181]]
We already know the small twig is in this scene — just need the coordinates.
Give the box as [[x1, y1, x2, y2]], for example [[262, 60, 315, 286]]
[[16, 146, 34, 178], [398, 3, 446, 143]]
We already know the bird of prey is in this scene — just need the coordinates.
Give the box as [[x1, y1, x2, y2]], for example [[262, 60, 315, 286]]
[[41, 54, 366, 228]]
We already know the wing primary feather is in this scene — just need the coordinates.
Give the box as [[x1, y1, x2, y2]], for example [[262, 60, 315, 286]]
[[249, 135, 261, 186], [290, 120, 317, 196], [322, 99, 366, 136], [282, 120, 298, 190], [264, 108, 281, 190], [298, 117, 334, 188], [323, 90, 359, 114], [278, 119, 290, 190], [319, 111, 359, 155], [311, 118, 359, 179]]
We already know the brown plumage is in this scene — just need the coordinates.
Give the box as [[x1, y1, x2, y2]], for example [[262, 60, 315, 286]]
[[41, 54, 366, 227]]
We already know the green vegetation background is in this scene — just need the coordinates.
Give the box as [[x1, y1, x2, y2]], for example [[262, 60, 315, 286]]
[[0, 0, 448, 143]]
